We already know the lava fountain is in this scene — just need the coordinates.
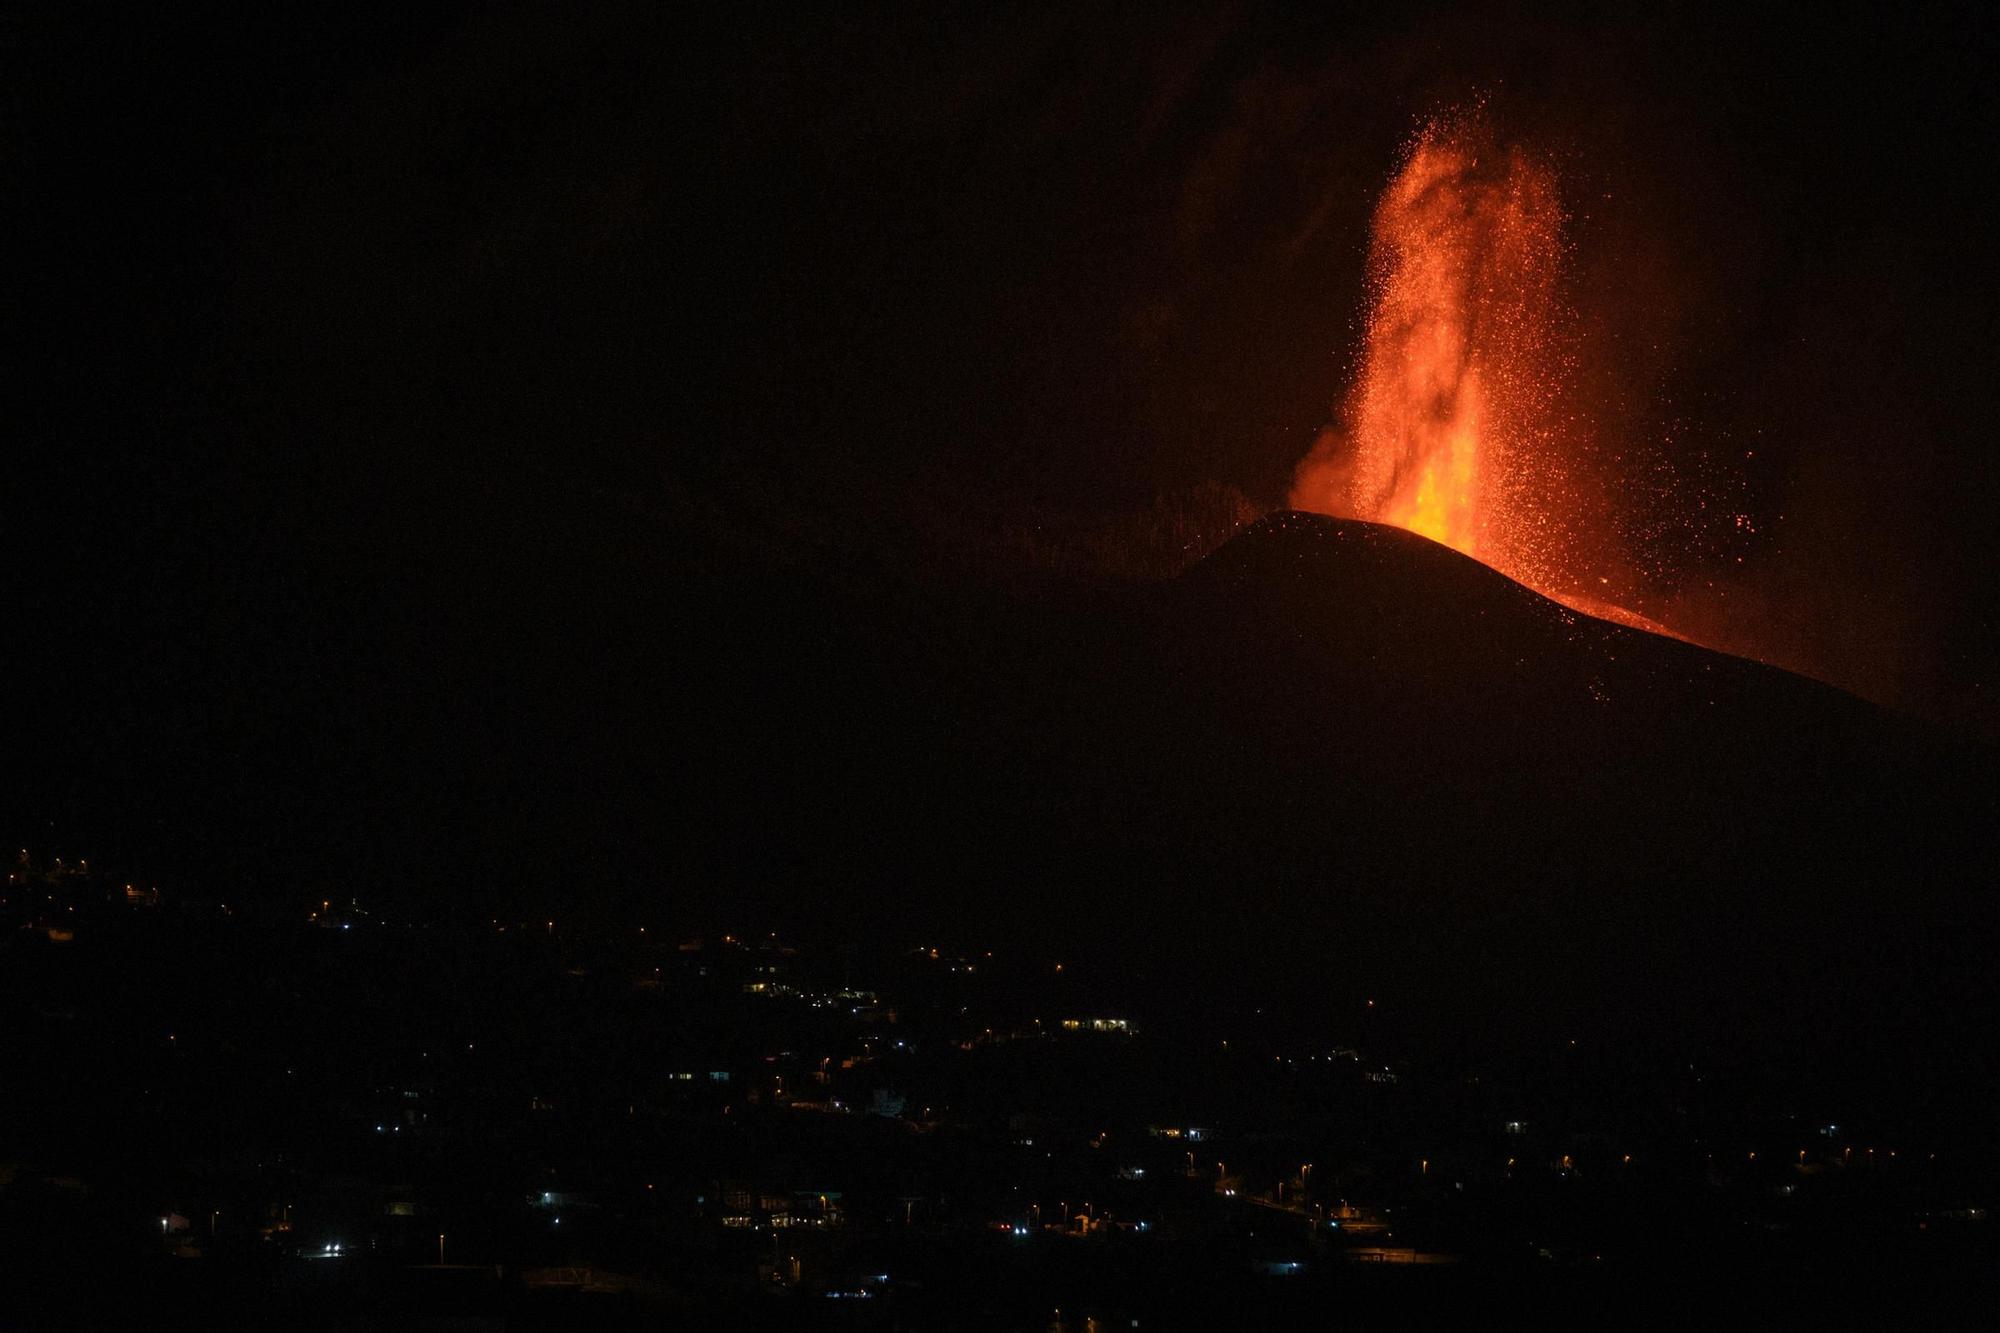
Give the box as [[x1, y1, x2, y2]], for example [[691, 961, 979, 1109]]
[[1292, 111, 1654, 628]]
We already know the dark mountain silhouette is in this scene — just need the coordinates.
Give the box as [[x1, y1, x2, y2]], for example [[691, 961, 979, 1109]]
[[876, 510, 1997, 1092]]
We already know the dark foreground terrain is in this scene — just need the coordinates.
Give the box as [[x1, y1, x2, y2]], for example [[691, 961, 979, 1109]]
[[4, 908, 1998, 1330]]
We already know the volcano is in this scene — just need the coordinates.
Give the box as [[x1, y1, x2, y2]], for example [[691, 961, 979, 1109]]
[[1155, 509, 1908, 808], [887, 510, 1997, 1079]]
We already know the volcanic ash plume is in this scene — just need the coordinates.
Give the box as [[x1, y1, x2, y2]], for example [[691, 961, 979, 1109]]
[[1292, 113, 1589, 604]]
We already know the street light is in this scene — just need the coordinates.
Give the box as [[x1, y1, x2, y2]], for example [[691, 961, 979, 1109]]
[[438, 1233, 446, 1265]]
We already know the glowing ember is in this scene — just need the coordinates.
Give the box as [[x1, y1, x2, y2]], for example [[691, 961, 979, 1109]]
[[1293, 110, 1654, 631]]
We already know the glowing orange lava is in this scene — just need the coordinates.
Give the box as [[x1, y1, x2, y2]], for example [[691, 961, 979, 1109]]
[[1293, 111, 1655, 630]]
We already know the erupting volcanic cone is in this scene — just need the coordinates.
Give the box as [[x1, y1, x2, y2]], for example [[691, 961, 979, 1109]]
[[1292, 108, 1667, 636]]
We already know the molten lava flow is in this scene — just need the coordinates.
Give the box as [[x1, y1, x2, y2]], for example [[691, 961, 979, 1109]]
[[1293, 111, 1643, 625]]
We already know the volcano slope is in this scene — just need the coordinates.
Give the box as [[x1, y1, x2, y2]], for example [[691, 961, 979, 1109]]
[[951, 511, 1997, 1083]]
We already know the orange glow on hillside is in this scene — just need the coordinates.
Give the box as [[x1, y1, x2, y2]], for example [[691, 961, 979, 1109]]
[[1292, 110, 1665, 634]]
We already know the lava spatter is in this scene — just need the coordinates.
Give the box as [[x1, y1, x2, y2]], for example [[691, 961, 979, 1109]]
[[1292, 110, 1656, 633]]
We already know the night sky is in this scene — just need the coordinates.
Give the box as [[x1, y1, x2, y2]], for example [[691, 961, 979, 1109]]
[[11, 3, 1998, 917]]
